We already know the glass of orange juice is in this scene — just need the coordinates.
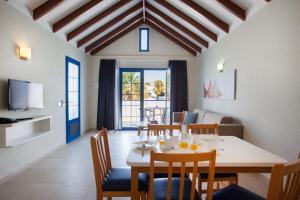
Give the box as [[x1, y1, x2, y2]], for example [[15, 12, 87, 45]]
[[159, 139, 165, 145], [179, 141, 189, 149], [190, 143, 198, 151]]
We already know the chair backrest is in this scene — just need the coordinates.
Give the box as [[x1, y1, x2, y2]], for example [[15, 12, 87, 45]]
[[149, 150, 216, 200], [147, 124, 181, 136], [90, 128, 112, 194], [187, 123, 219, 135], [267, 154, 300, 200]]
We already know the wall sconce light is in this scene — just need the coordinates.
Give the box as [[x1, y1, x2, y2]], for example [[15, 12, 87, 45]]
[[18, 46, 31, 60], [217, 62, 224, 72]]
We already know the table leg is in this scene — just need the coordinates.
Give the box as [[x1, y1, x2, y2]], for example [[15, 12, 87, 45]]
[[131, 167, 139, 200]]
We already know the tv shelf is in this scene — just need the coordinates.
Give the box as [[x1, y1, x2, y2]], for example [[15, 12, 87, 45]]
[[0, 115, 51, 147]]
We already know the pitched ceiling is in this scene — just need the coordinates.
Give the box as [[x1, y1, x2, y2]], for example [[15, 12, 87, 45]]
[[7, 0, 271, 56]]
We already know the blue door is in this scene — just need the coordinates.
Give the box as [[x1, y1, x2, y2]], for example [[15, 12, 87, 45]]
[[66, 56, 80, 143]]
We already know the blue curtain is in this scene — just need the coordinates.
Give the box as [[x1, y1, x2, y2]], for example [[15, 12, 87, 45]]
[[97, 59, 116, 130], [169, 60, 188, 123]]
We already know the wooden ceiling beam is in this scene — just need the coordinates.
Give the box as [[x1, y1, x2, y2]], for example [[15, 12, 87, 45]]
[[146, 2, 208, 48], [91, 20, 143, 55], [153, 0, 217, 41], [85, 13, 143, 53], [33, 0, 64, 20], [67, 0, 131, 41], [143, 0, 146, 22], [53, 0, 103, 32], [77, 2, 142, 48], [145, 19, 197, 56], [146, 12, 201, 53], [180, 0, 229, 32], [217, 0, 246, 21]]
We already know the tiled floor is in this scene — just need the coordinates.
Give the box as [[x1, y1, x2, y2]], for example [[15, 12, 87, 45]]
[[0, 131, 269, 200]]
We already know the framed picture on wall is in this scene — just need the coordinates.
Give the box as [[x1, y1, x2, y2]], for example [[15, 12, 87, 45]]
[[203, 69, 236, 100]]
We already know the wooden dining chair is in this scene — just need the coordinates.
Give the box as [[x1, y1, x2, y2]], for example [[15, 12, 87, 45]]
[[90, 128, 148, 200], [149, 150, 216, 200], [214, 153, 300, 200], [147, 124, 181, 136], [186, 123, 219, 135], [147, 124, 183, 179], [187, 124, 238, 195]]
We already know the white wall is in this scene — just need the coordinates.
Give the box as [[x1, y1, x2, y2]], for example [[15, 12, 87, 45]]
[[196, 0, 300, 161], [0, 2, 88, 182], [93, 24, 196, 57], [87, 25, 197, 129]]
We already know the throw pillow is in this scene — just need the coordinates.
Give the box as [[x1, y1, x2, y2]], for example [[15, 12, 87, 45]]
[[179, 111, 186, 124], [183, 112, 198, 124]]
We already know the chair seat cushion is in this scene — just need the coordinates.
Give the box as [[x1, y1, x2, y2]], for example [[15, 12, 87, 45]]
[[200, 173, 237, 179], [102, 168, 149, 191], [154, 178, 201, 200], [213, 184, 265, 200]]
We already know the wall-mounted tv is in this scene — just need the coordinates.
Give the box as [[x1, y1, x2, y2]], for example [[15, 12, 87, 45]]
[[8, 79, 44, 111]]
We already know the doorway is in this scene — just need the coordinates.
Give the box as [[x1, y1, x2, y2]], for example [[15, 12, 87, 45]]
[[65, 56, 80, 143], [120, 68, 170, 129]]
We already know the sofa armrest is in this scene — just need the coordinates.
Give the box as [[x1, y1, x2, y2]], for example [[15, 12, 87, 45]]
[[219, 124, 243, 139], [173, 112, 183, 123]]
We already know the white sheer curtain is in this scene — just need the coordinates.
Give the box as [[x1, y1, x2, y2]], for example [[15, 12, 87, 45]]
[[114, 60, 121, 130]]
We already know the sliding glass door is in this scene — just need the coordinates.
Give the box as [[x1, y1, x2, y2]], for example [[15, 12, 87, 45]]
[[120, 68, 170, 129], [120, 69, 143, 128], [143, 70, 170, 124]]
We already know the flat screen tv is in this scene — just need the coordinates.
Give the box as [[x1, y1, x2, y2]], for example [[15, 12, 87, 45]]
[[8, 79, 44, 111]]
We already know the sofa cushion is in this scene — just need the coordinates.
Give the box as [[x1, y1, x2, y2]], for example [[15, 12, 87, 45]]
[[179, 112, 186, 124], [203, 112, 233, 124], [183, 111, 198, 124], [193, 109, 207, 124], [202, 112, 223, 124]]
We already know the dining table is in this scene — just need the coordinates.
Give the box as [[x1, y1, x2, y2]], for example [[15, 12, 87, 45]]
[[126, 134, 287, 200]]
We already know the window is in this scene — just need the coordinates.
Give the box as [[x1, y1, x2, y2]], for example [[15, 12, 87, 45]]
[[139, 28, 149, 52]]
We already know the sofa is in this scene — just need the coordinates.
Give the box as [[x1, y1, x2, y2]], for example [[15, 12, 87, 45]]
[[173, 109, 243, 139]]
